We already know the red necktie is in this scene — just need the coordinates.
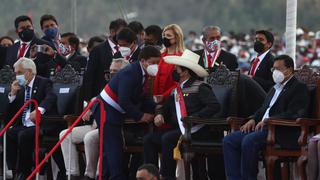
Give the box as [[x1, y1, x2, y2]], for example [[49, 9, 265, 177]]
[[250, 57, 260, 76], [18, 43, 27, 59], [207, 54, 213, 67]]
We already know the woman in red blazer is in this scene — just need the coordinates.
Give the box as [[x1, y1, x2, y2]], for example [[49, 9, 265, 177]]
[[154, 24, 185, 99]]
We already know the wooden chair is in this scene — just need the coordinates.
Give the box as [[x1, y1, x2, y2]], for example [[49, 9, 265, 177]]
[[40, 64, 84, 179], [180, 65, 240, 180], [228, 65, 320, 180]]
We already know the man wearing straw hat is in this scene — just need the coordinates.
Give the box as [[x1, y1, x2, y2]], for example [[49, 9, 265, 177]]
[[149, 49, 221, 179]]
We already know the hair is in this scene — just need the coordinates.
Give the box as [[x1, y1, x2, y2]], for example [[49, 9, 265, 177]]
[[61, 32, 76, 39], [109, 18, 127, 31], [14, 15, 33, 29], [0, 36, 14, 44], [180, 66, 199, 79], [40, 14, 58, 28], [274, 54, 294, 69], [162, 24, 185, 53], [128, 21, 144, 34], [87, 36, 105, 50], [112, 58, 130, 69], [137, 164, 160, 180], [202, 26, 221, 40], [68, 35, 80, 51], [14, 57, 37, 74], [255, 30, 274, 46], [138, 46, 161, 61], [116, 27, 137, 43], [145, 25, 162, 45]]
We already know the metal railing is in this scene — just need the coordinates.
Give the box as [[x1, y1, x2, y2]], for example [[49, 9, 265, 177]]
[[27, 98, 106, 180], [0, 99, 41, 180]]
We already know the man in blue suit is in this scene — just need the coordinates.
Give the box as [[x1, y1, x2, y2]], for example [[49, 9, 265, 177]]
[[94, 46, 160, 179]]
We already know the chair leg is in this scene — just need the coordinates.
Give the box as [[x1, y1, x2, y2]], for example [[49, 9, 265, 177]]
[[266, 156, 278, 180], [280, 162, 289, 180], [297, 156, 307, 180], [183, 154, 191, 180]]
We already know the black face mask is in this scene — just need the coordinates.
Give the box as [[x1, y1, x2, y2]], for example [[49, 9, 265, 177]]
[[253, 41, 265, 53], [163, 37, 172, 48], [144, 41, 156, 46], [172, 70, 180, 82], [18, 28, 34, 42]]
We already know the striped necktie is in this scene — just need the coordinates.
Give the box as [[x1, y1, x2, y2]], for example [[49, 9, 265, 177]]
[[21, 86, 31, 125]]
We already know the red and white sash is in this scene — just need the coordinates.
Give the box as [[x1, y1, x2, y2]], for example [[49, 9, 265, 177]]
[[100, 85, 125, 114], [174, 86, 204, 134], [204, 49, 221, 68]]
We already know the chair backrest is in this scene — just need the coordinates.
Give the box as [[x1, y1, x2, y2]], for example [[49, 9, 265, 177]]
[[0, 66, 15, 113], [206, 64, 240, 118], [294, 65, 320, 118], [51, 64, 83, 115]]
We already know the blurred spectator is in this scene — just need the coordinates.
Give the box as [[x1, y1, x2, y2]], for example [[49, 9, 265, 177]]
[[86, 36, 104, 53], [144, 25, 162, 47], [136, 164, 160, 180], [117, 27, 140, 62], [0, 36, 14, 47], [128, 21, 145, 47]]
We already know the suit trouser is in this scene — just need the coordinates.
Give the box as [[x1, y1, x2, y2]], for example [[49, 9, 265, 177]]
[[6, 126, 35, 174], [84, 129, 99, 178], [223, 129, 267, 180], [60, 124, 98, 177]]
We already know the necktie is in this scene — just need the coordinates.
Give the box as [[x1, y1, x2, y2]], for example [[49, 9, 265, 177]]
[[18, 43, 27, 59], [21, 86, 31, 125], [250, 57, 260, 76], [207, 53, 213, 68]]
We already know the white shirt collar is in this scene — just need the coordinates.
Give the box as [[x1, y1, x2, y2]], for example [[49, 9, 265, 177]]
[[108, 38, 118, 54], [19, 40, 32, 46], [180, 78, 189, 88], [257, 49, 270, 61], [27, 76, 35, 89]]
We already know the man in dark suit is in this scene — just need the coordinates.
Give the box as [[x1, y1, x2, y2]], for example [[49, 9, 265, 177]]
[[223, 55, 310, 180], [117, 27, 141, 63], [195, 26, 238, 72], [3, 15, 55, 78], [248, 30, 275, 92], [93, 46, 159, 179], [5, 57, 57, 180], [83, 18, 127, 101]]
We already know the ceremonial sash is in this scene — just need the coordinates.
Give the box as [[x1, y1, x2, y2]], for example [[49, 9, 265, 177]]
[[204, 49, 221, 68], [174, 86, 204, 134], [100, 85, 125, 114]]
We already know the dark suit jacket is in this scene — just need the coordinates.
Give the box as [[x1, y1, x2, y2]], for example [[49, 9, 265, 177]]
[[0, 45, 6, 69], [63, 52, 87, 73], [195, 49, 238, 72], [128, 47, 140, 63], [248, 51, 275, 92], [160, 78, 221, 128], [83, 40, 122, 101], [6, 76, 57, 128], [98, 61, 155, 125], [253, 76, 310, 149], [4, 37, 55, 78]]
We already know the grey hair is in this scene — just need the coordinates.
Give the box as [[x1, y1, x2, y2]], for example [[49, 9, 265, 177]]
[[112, 58, 129, 69], [13, 57, 37, 74], [202, 26, 221, 39]]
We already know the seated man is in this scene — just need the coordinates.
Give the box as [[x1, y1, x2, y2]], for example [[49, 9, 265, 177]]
[[5, 57, 57, 180], [223, 54, 310, 180], [148, 50, 221, 180], [59, 58, 129, 180]]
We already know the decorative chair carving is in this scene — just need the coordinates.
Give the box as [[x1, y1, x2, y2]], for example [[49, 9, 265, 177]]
[[0, 65, 15, 119]]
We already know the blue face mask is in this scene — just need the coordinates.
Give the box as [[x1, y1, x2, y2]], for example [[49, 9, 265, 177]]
[[16, 74, 26, 86], [44, 27, 59, 39]]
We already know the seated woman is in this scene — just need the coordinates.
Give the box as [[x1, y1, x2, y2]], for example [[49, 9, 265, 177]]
[[144, 49, 220, 180], [308, 134, 320, 180]]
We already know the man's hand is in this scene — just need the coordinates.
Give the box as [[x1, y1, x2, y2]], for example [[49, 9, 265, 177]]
[[255, 121, 265, 131], [139, 113, 154, 123], [154, 114, 165, 127], [29, 110, 37, 123], [82, 109, 92, 121], [10, 80, 21, 96], [42, 44, 56, 57], [30, 45, 37, 58], [153, 95, 164, 104], [240, 119, 256, 133]]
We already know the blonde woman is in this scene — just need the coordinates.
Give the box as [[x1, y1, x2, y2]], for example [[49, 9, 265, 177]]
[[153, 24, 185, 100]]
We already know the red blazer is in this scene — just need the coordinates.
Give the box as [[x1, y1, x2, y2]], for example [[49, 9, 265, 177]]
[[154, 51, 183, 97]]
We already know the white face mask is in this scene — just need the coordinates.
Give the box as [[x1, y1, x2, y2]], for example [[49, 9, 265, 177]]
[[146, 64, 158, 76], [16, 74, 26, 86], [272, 69, 285, 84], [119, 46, 131, 58]]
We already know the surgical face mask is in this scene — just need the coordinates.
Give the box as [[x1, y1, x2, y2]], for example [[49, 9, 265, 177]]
[[272, 69, 285, 84], [146, 64, 158, 76], [16, 74, 26, 86], [119, 46, 131, 58], [44, 27, 59, 39], [206, 40, 221, 52]]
